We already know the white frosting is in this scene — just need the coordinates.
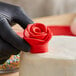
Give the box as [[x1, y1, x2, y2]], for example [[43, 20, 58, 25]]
[[20, 36, 76, 76]]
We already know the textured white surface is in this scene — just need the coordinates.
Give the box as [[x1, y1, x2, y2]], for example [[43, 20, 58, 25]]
[[20, 36, 76, 76]]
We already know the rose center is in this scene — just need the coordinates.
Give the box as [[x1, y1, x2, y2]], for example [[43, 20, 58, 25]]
[[33, 27, 41, 33]]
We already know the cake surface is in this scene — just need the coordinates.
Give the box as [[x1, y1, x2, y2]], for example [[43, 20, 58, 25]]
[[20, 36, 76, 76]]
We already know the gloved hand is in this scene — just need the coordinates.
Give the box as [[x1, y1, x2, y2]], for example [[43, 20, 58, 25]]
[[0, 2, 33, 64]]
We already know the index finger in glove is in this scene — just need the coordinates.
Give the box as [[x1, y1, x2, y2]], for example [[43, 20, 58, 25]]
[[0, 17, 30, 52]]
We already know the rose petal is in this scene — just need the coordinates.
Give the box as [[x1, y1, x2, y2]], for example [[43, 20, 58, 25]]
[[26, 24, 37, 38], [32, 33, 47, 40], [32, 27, 42, 34], [23, 23, 52, 45], [43, 27, 53, 43], [31, 23, 47, 33], [26, 24, 48, 40], [23, 37, 45, 45]]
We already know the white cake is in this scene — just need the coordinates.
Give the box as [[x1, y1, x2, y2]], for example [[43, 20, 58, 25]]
[[19, 36, 76, 76]]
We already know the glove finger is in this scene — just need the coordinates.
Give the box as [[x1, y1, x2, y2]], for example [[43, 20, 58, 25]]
[[0, 18, 30, 52], [0, 38, 20, 64], [13, 7, 33, 29], [0, 38, 20, 56]]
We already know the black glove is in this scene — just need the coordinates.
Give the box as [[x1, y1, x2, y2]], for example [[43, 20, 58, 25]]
[[0, 2, 33, 64]]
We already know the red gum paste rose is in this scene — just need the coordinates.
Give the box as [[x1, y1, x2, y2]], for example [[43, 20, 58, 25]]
[[23, 23, 52, 53]]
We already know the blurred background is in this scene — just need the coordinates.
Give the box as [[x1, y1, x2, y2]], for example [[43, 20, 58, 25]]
[[0, 0, 76, 18]]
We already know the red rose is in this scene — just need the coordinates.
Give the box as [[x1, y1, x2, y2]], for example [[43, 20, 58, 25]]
[[23, 23, 52, 53]]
